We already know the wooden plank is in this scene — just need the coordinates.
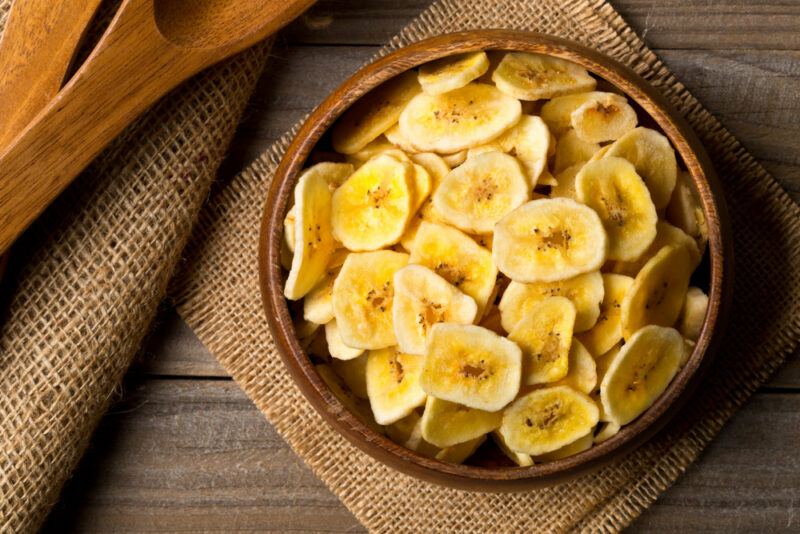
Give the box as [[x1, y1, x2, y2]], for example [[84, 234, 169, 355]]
[[279, 0, 800, 50], [42, 379, 799, 532]]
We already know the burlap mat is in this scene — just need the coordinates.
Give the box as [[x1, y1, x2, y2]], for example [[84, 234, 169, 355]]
[[0, 1, 271, 530], [172, 0, 800, 532]]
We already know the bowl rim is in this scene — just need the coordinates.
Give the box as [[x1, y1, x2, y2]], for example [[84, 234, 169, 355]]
[[259, 29, 733, 490]]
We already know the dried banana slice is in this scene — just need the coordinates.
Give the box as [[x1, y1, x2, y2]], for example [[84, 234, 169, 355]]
[[420, 396, 502, 448], [576, 157, 658, 262], [604, 127, 677, 210], [610, 220, 701, 277], [385, 411, 421, 444], [500, 386, 599, 456], [593, 421, 621, 443], [491, 430, 534, 466], [550, 164, 582, 201], [507, 296, 576, 385], [284, 168, 337, 300], [348, 136, 395, 162], [667, 170, 709, 254], [577, 273, 634, 357], [552, 339, 597, 394], [570, 93, 637, 143], [432, 151, 529, 234], [392, 264, 478, 355], [435, 435, 486, 464], [399, 83, 522, 153], [493, 198, 608, 283], [498, 271, 604, 334], [418, 51, 491, 95], [553, 129, 600, 173], [332, 70, 420, 154], [316, 364, 383, 433], [366, 347, 427, 425], [305, 161, 356, 191], [620, 245, 692, 339], [332, 154, 414, 251], [441, 149, 468, 167], [410, 152, 451, 189], [409, 163, 433, 214], [541, 91, 623, 135], [679, 286, 708, 341], [409, 221, 498, 313], [420, 323, 522, 411], [332, 250, 409, 349], [538, 168, 558, 187], [384, 123, 421, 154], [532, 430, 593, 462], [303, 271, 337, 324], [600, 325, 683, 425], [495, 115, 552, 186], [492, 52, 596, 100], [331, 353, 368, 399], [594, 343, 622, 392], [325, 319, 365, 360]]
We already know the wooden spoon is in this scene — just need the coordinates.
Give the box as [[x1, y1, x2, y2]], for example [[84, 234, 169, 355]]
[[0, 0, 314, 256], [0, 0, 104, 276]]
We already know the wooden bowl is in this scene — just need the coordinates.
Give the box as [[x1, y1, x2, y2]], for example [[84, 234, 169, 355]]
[[259, 30, 732, 491]]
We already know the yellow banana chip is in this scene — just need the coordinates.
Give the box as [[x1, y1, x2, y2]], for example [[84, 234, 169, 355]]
[[492, 52, 596, 100]]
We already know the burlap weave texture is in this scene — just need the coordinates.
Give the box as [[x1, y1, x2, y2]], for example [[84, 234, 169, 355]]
[[173, 0, 800, 533], [0, 1, 271, 530]]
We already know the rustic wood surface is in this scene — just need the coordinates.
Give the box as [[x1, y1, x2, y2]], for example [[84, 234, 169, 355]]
[[42, 0, 800, 531]]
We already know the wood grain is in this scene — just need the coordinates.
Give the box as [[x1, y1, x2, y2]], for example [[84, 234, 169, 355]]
[[0, 0, 315, 256]]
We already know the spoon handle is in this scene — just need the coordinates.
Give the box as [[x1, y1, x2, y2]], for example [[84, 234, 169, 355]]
[[0, 0, 204, 255]]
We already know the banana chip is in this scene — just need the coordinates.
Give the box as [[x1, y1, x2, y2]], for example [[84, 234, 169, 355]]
[[393, 264, 478, 355], [332, 250, 409, 349], [494, 115, 552, 185], [492, 52, 596, 100], [332, 70, 421, 154], [667, 170, 709, 254], [420, 396, 502, 448], [325, 319, 365, 361], [433, 151, 529, 234], [303, 271, 337, 325], [577, 274, 634, 357], [399, 83, 522, 153], [610, 220, 701, 277], [492, 430, 534, 466], [493, 198, 608, 283], [550, 164, 582, 201], [553, 129, 600, 173], [410, 152, 451, 188], [366, 347, 427, 425], [498, 271, 604, 334], [500, 386, 599, 456], [541, 91, 624, 135], [507, 296, 576, 385], [532, 430, 594, 462], [620, 244, 692, 339], [421, 323, 522, 412], [600, 325, 683, 425], [679, 286, 708, 341], [576, 157, 658, 262], [418, 51, 491, 95], [552, 339, 597, 394], [435, 435, 487, 464], [570, 93, 637, 143]]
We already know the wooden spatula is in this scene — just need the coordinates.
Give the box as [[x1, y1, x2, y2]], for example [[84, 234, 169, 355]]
[[0, 0, 314, 256], [0, 0, 103, 276]]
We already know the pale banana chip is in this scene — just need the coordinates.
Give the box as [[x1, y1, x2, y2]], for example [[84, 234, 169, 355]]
[[332, 70, 420, 154], [366, 347, 427, 425], [303, 271, 337, 324], [577, 273, 634, 357], [667, 170, 709, 254], [418, 51, 491, 95], [493, 198, 608, 283], [498, 271, 603, 334], [332, 250, 409, 349], [441, 150, 468, 167], [620, 245, 692, 339], [532, 430, 594, 462], [494, 115, 552, 186], [604, 127, 677, 210], [500, 386, 599, 456], [570, 93, 637, 143], [576, 157, 658, 262], [404, 417, 442, 458], [392, 264, 478, 355], [435, 434, 486, 464], [331, 353, 368, 399], [348, 136, 395, 162], [325, 319, 365, 360], [593, 421, 621, 443], [420, 323, 522, 412], [433, 151, 529, 234], [492, 52, 596, 100], [600, 325, 683, 425], [384, 123, 422, 154], [409, 163, 433, 214], [410, 221, 498, 313], [420, 396, 502, 448], [553, 129, 600, 173], [409, 152, 451, 189], [610, 220, 701, 276], [284, 168, 337, 300], [491, 430, 534, 466], [399, 82, 522, 153], [508, 296, 576, 385], [332, 154, 414, 251], [550, 163, 583, 201], [541, 91, 625, 135], [679, 286, 708, 341], [552, 339, 597, 394], [594, 343, 622, 393]]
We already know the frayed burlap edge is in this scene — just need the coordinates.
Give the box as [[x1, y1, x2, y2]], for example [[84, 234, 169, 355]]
[[173, 0, 800, 532]]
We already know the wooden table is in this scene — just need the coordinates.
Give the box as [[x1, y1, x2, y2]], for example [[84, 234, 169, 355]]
[[42, 1, 800, 531]]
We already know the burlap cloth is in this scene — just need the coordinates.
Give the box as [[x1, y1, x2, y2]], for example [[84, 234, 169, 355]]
[[0, 1, 271, 530], [171, 0, 800, 533]]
